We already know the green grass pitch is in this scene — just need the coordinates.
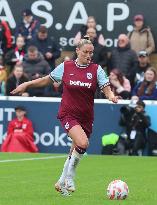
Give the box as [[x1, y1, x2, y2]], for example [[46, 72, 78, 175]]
[[0, 153, 157, 205]]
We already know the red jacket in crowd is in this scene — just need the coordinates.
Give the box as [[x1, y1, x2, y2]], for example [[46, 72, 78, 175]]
[[0, 20, 12, 51], [1, 117, 38, 152]]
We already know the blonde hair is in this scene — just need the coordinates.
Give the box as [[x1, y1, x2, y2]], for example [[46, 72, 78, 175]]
[[77, 36, 93, 48]]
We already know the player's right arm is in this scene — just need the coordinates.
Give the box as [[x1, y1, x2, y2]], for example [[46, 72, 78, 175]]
[[10, 75, 52, 95], [11, 62, 65, 95]]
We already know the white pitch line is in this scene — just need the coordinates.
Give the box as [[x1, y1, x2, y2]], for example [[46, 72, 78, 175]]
[[0, 155, 66, 163]]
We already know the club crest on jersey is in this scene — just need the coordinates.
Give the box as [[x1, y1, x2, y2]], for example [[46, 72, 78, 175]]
[[87, 73, 92, 79], [65, 122, 69, 129]]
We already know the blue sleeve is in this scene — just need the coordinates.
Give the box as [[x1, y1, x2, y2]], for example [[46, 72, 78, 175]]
[[132, 82, 157, 100], [139, 88, 157, 100], [49, 62, 64, 82], [97, 65, 110, 89], [131, 83, 140, 96]]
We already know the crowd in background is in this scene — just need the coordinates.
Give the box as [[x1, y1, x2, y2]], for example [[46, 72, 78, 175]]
[[0, 10, 157, 100]]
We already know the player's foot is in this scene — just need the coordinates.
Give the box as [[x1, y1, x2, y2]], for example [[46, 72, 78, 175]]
[[65, 178, 76, 192], [55, 181, 71, 196]]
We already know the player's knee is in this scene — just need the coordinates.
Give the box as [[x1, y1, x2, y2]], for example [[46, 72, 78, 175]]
[[75, 139, 88, 154], [78, 138, 89, 149]]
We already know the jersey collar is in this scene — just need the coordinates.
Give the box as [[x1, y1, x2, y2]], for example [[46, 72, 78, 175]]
[[75, 59, 90, 68]]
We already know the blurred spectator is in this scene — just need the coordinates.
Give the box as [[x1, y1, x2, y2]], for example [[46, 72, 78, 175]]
[[6, 64, 29, 96], [86, 27, 108, 69], [131, 67, 157, 100], [109, 68, 131, 99], [15, 9, 40, 45], [0, 55, 7, 95], [128, 14, 155, 55], [5, 36, 26, 72], [109, 34, 138, 88], [1, 106, 38, 153], [49, 81, 63, 97], [74, 16, 105, 46], [0, 19, 12, 56], [23, 46, 50, 79], [119, 100, 151, 155], [28, 25, 61, 70], [134, 50, 151, 85], [22, 46, 51, 96], [147, 128, 157, 156]]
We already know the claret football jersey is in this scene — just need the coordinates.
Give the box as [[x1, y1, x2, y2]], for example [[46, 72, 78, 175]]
[[49, 60, 110, 122]]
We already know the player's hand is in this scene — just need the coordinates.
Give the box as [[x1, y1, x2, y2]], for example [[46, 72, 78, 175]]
[[109, 95, 119, 103], [10, 82, 28, 95]]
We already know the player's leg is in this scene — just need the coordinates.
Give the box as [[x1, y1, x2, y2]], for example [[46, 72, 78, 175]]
[[65, 125, 89, 192], [55, 117, 89, 195], [57, 143, 75, 184], [55, 144, 75, 196]]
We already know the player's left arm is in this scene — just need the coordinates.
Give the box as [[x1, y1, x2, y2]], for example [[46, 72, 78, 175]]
[[102, 86, 118, 103], [97, 65, 118, 103]]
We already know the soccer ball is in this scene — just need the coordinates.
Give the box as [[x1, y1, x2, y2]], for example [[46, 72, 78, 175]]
[[107, 179, 129, 200]]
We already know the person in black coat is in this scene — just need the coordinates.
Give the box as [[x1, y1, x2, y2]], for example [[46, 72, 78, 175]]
[[133, 50, 151, 85], [15, 9, 40, 45], [86, 27, 108, 69], [109, 34, 138, 88], [28, 25, 61, 70], [5, 36, 26, 73], [119, 100, 151, 155], [6, 64, 29, 96]]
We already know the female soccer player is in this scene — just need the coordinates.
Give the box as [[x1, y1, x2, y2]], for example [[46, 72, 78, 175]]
[[11, 37, 118, 196]]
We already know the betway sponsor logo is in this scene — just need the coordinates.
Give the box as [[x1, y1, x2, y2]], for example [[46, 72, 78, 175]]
[[70, 80, 92, 88]]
